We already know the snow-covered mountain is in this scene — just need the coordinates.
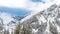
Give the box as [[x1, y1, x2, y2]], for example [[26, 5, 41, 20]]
[[0, 12, 26, 34], [1, 4, 60, 34], [20, 4, 60, 34]]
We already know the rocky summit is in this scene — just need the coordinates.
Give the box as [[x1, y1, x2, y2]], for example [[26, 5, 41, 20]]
[[20, 4, 60, 34]]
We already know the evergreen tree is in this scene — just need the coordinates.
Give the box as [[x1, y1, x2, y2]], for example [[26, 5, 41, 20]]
[[14, 22, 33, 34], [22, 23, 32, 34], [14, 22, 21, 34]]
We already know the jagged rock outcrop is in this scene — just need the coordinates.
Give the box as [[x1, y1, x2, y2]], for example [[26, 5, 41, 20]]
[[20, 4, 60, 34]]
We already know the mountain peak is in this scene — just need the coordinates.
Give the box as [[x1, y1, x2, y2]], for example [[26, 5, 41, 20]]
[[20, 4, 60, 34]]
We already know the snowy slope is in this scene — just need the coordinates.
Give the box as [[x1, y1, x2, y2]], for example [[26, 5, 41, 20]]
[[0, 12, 25, 32], [20, 4, 60, 34]]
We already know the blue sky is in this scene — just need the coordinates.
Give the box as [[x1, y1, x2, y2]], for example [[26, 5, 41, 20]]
[[0, 6, 31, 16], [32, 0, 42, 2], [31, 0, 44, 3]]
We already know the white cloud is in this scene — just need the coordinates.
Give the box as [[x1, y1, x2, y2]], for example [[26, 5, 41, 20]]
[[0, 0, 28, 8], [26, 0, 55, 13], [54, 0, 60, 5], [0, 0, 60, 12]]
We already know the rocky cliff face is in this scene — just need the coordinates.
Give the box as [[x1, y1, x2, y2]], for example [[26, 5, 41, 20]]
[[20, 4, 60, 34]]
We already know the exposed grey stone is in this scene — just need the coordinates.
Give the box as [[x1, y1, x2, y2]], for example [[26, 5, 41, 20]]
[[47, 4, 57, 11], [30, 22, 40, 29], [57, 13, 60, 18], [55, 19, 60, 27], [0, 24, 3, 31], [49, 22, 58, 34], [38, 22, 47, 33]]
